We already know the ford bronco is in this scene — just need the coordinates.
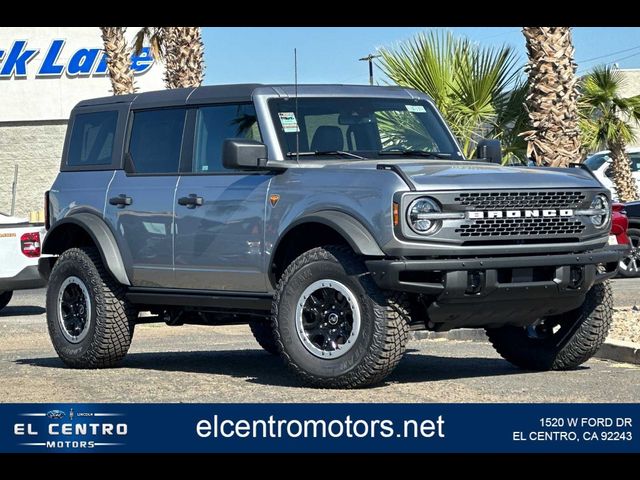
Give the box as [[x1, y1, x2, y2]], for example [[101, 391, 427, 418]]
[[40, 84, 628, 388]]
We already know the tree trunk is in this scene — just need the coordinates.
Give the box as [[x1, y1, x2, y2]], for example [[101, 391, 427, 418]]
[[607, 138, 639, 202], [100, 27, 135, 95], [522, 27, 581, 167], [162, 26, 205, 89]]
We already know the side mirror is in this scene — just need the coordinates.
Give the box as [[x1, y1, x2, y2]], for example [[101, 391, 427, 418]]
[[475, 139, 502, 164], [222, 138, 269, 170]]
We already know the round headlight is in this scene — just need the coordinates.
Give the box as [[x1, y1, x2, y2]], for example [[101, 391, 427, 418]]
[[590, 194, 610, 228], [407, 197, 441, 234]]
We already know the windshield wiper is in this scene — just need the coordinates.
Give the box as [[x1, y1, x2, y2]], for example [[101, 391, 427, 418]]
[[286, 150, 368, 160], [378, 149, 452, 159]]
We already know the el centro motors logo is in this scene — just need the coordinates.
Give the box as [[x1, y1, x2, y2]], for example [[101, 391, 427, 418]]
[[13, 408, 127, 449]]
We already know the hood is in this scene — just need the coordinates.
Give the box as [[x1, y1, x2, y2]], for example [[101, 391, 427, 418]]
[[329, 160, 604, 190]]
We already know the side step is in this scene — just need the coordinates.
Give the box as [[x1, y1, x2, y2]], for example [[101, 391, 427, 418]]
[[126, 288, 273, 311]]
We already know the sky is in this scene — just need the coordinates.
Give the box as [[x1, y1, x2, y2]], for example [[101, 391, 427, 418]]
[[201, 27, 640, 85]]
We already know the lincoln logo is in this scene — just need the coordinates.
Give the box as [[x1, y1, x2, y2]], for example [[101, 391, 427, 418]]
[[467, 209, 574, 219]]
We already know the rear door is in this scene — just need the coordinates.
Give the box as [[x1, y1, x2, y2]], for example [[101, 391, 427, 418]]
[[172, 103, 271, 292], [104, 108, 186, 287]]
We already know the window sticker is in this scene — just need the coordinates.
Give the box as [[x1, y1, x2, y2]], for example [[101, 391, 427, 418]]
[[406, 104, 426, 113], [278, 112, 300, 133]]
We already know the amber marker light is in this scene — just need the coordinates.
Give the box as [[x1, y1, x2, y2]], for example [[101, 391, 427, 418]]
[[393, 202, 400, 226]]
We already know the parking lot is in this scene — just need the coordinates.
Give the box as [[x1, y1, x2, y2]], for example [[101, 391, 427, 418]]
[[1, 281, 639, 403]]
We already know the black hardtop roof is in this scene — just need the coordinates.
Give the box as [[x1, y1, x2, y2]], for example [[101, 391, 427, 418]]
[[74, 84, 428, 110]]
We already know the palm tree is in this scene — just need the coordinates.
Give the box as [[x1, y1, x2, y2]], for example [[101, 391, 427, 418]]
[[134, 26, 204, 89], [579, 66, 640, 202], [99, 27, 135, 95], [379, 30, 527, 162], [522, 27, 581, 167]]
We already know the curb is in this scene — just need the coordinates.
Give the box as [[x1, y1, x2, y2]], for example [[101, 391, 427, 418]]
[[595, 339, 640, 365], [410, 329, 640, 366]]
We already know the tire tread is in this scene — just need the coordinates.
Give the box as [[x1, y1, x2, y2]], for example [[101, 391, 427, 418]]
[[272, 245, 410, 388]]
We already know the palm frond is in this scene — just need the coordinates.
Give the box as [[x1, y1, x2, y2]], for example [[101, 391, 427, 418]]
[[378, 29, 523, 158]]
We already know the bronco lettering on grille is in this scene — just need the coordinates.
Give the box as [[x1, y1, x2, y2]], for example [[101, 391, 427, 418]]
[[467, 209, 574, 219]]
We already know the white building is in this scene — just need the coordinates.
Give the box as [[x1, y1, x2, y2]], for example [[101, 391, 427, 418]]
[[618, 69, 640, 148], [0, 27, 164, 216]]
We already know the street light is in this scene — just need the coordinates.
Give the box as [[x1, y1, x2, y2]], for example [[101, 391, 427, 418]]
[[359, 53, 381, 86]]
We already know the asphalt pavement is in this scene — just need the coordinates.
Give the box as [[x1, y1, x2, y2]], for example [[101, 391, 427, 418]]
[[1, 280, 639, 403]]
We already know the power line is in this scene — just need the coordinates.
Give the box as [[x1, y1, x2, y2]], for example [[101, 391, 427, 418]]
[[577, 44, 640, 65], [610, 50, 640, 64], [577, 50, 640, 75], [476, 28, 521, 41]]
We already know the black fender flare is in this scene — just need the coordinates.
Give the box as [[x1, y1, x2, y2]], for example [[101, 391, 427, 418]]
[[42, 213, 131, 286], [277, 210, 385, 257]]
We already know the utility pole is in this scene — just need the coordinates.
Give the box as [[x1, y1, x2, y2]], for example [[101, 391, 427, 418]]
[[359, 53, 381, 85]]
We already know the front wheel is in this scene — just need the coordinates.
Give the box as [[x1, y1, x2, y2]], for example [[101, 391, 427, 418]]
[[272, 245, 410, 388], [486, 281, 613, 371], [0, 291, 13, 311], [46, 247, 136, 368], [618, 228, 640, 278]]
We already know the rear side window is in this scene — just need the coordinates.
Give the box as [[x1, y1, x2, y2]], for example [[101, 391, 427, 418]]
[[67, 111, 118, 166], [630, 153, 640, 172], [128, 109, 186, 174]]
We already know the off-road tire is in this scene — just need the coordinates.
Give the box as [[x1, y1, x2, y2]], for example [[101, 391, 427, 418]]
[[0, 290, 13, 311], [272, 245, 410, 388], [46, 247, 136, 368], [249, 318, 279, 355], [486, 281, 613, 371]]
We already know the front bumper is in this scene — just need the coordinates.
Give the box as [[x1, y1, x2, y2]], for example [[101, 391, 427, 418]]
[[0, 265, 46, 291], [366, 245, 629, 330]]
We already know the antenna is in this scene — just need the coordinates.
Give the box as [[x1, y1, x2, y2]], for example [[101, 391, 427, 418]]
[[294, 48, 300, 164]]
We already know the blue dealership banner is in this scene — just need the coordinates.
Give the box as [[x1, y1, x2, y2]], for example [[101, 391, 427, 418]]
[[0, 403, 637, 453]]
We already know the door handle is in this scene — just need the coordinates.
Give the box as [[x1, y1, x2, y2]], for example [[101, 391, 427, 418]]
[[109, 194, 133, 208], [178, 194, 204, 208]]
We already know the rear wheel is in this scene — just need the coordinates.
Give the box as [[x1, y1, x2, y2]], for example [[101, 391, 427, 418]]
[[46, 247, 136, 368], [618, 228, 640, 278], [0, 291, 13, 311], [486, 281, 612, 371], [272, 245, 410, 388], [249, 318, 278, 355]]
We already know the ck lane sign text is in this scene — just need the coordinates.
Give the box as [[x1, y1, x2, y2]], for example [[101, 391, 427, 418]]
[[0, 39, 154, 79]]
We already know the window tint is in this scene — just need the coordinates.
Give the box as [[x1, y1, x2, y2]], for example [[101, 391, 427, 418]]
[[193, 104, 261, 173], [128, 109, 186, 174], [67, 111, 118, 166], [629, 153, 640, 172]]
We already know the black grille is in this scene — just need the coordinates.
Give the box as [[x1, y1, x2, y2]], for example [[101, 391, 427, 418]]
[[455, 217, 585, 237], [455, 191, 586, 210]]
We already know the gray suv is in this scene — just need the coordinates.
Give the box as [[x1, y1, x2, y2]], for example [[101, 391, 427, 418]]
[[40, 84, 628, 388]]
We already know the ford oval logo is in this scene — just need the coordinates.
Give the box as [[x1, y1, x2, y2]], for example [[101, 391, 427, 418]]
[[46, 410, 65, 419]]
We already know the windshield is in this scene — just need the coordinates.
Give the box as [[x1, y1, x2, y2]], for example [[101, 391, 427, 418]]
[[584, 154, 609, 171], [268, 97, 463, 160]]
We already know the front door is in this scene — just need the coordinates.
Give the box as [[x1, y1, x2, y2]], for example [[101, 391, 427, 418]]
[[104, 108, 186, 287], [173, 103, 271, 292]]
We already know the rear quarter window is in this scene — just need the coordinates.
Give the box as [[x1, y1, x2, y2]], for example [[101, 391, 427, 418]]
[[67, 111, 118, 167]]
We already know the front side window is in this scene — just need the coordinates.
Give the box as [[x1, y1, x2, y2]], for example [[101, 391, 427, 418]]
[[128, 109, 186, 174], [269, 97, 462, 160], [192, 104, 261, 173], [67, 111, 118, 166], [629, 153, 640, 172]]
